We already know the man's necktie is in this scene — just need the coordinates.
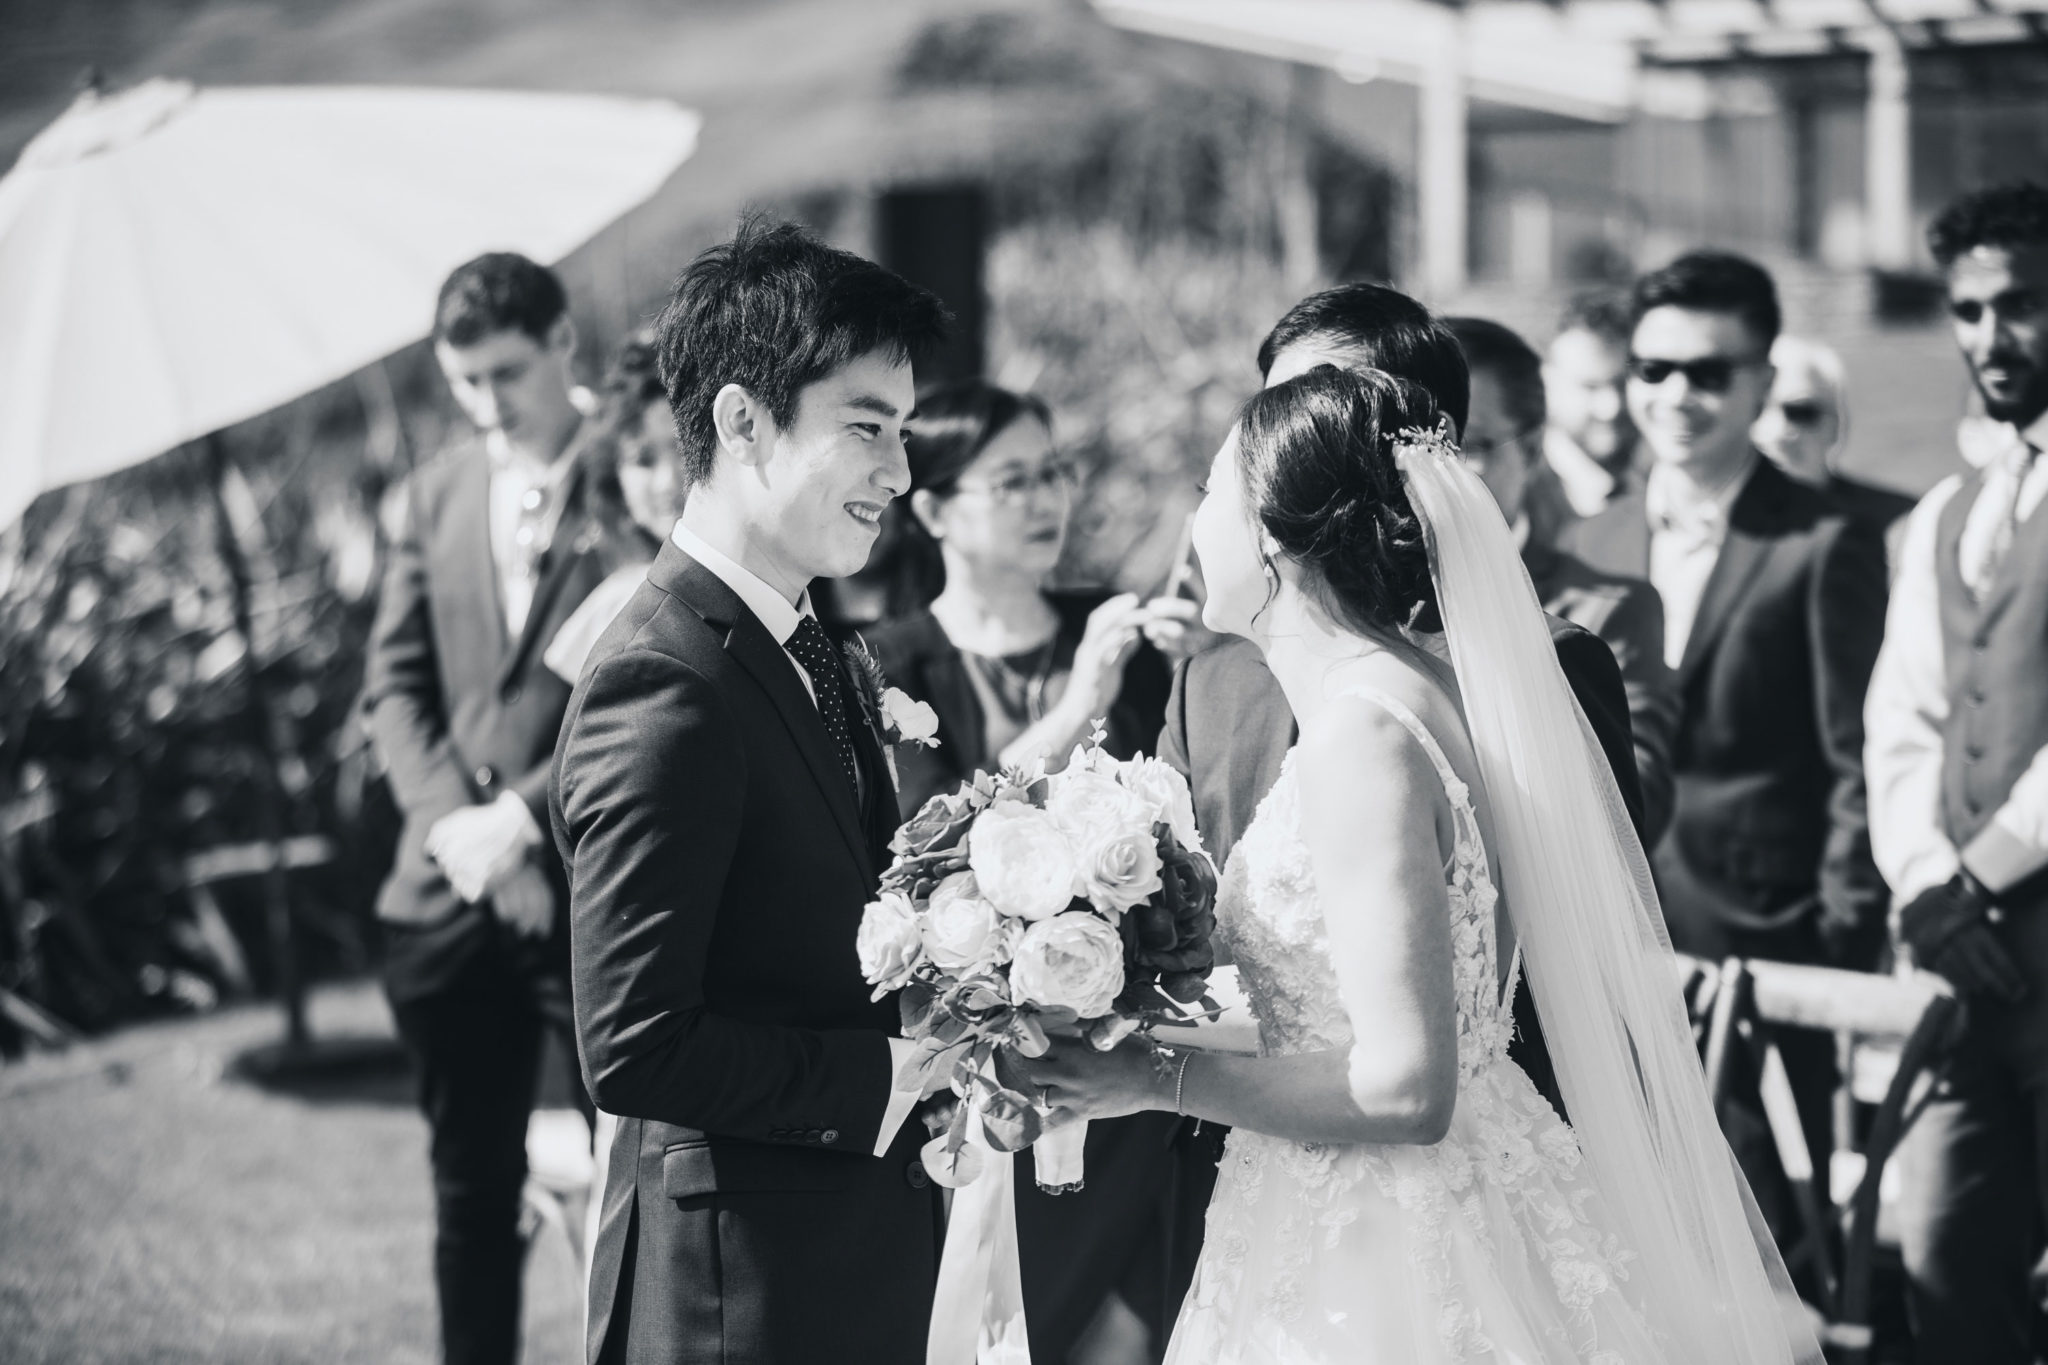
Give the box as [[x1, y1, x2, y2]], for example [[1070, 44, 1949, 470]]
[[1962, 438, 2041, 602], [785, 616, 861, 800]]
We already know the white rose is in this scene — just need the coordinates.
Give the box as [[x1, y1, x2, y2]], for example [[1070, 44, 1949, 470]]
[[1078, 826, 1164, 915], [919, 872, 1016, 972], [1120, 757, 1203, 854], [968, 801, 1080, 921], [881, 687, 941, 747], [856, 891, 923, 997], [1045, 769, 1153, 854], [1010, 911, 1127, 1018]]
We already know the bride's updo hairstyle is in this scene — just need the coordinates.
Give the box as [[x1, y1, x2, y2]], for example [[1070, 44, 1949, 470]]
[[1238, 364, 1444, 636]]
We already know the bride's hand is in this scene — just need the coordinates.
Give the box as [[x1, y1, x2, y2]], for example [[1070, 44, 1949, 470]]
[[1022, 1037, 1173, 1124]]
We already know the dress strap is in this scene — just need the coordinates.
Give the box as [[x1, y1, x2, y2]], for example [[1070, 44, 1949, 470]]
[[1329, 686, 1468, 813]]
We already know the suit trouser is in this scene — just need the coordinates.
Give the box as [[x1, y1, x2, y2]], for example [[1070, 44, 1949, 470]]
[[386, 925, 582, 1365], [1895, 1014, 2048, 1363]]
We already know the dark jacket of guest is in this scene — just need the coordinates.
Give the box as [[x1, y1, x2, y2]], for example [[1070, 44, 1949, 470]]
[[1524, 541, 1678, 848], [866, 590, 1174, 818], [1562, 455, 1890, 967], [362, 441, 612, 997]]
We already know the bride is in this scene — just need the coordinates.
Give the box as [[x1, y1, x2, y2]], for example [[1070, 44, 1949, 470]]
[[1024, 365, 1819, 1364]]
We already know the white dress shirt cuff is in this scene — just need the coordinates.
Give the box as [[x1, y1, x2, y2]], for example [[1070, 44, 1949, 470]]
[[876, 1037, 924, 1158], [491, 789, 545, 849], [1961, 744, 2048, 895]]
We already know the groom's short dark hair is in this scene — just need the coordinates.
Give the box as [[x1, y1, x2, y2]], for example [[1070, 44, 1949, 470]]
[[1256, 283, 1470, 438], [655, 216, 951, 488]]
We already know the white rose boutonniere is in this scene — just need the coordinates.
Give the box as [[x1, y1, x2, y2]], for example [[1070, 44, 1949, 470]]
[[841, 637, 942, 792]]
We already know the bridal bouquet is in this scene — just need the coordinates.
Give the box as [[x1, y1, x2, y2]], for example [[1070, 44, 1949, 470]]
[[857, 728, 1218, 1194]]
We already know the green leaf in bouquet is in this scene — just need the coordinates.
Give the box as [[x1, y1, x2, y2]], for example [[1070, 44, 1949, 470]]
[[990, 1042, 1036, 1097], [1161, 970, 1212, 1004], [977, 1087, 1044, 1154], [898, 1035, 967, 1090], [900, 980, 939, 1035], [942, 976, 1016, 1030], [1008, 1011, 1051, 1058]]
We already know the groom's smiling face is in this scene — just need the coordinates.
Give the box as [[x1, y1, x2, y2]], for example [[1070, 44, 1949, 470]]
[[718, 349, 917, 591]]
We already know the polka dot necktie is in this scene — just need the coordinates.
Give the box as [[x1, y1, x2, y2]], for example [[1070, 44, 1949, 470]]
[[786, 616, 861, 801]]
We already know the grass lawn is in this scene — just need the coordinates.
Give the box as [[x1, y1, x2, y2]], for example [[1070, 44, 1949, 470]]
[[0, 980, 584, 1364]]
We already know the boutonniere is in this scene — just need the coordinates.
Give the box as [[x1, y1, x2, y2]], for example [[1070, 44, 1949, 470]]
[[842, 637, 941, 791]]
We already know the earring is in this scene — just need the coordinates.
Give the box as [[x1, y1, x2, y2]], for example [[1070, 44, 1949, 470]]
[[1260, 554, 1279, 595]]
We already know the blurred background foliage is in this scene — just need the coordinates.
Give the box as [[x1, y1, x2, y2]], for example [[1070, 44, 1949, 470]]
[[0, 1, 1396, 1046]]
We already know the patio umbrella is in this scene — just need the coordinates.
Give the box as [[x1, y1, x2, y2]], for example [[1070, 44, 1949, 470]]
[[0, 78, 701, 525], [0, 78, 699, 1045]]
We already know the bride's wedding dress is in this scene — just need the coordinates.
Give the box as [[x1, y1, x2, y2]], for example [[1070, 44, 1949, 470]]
[[1167, 688, 1668, 1365]]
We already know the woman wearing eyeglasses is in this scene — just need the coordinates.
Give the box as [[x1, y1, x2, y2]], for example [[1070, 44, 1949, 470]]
[[865, 380, 1181, 1365], [867, 380, 1175, 819]]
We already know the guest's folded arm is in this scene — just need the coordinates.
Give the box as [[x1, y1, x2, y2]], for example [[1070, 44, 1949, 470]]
[[557, 647, 894, 1152]]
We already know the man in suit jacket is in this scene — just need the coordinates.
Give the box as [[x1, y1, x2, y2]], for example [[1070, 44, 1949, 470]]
[[1449, 315, 1679, 846], [364, 253, 612, 1365], [1753, 334, 1916, 563], [551, 220, 951, 1365], [1565, 251, 1890, 1243], [1530, 291, 1645, 546]]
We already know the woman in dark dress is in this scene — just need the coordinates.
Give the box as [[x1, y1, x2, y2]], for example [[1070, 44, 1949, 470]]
[[866, 380, 1180, 1365]]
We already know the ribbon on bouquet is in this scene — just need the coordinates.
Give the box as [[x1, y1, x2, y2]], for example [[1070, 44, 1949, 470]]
[[925, 1106, 1090, 1365]]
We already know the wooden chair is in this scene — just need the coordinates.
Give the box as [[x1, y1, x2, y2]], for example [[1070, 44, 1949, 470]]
[[1676, 954, 1959, 1364]]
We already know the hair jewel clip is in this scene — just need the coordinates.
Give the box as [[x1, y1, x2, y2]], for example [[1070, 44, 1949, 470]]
[[1392, 419, 1461, 473]]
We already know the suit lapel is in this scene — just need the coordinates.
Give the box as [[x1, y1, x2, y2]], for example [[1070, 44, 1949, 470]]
[[1677, 461, 1778, 685], [1975, 489, 2048, 627], [495, 470, 603, 692], [453, 450, 514, 661], [650, 540, 871, 876]]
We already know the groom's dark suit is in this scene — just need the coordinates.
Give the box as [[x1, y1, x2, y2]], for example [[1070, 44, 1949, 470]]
[[551, 537, 941, 1365]]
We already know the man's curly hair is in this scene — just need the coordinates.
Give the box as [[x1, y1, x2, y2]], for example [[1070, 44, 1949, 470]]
[[1928, 181, 2048, 267]]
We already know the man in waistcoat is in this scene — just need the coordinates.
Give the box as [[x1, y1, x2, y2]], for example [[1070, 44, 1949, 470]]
[[1866, 181, 2048, 1364]]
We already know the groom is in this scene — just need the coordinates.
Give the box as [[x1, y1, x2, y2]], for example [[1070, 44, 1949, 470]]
[[551, 219, 950, 1364]]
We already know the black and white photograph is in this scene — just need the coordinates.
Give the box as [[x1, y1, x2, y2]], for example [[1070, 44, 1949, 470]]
[[2, 1, 2046, 1362]]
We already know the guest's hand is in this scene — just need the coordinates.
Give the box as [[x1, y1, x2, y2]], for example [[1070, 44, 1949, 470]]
[[1065, 593, 1149, 720], [1899, 872, 2026, 1003], [486, 861, 556, 939], [1140, 596, 1221, 661], [1023, 1037, 1171, 1124], [427, 793, 543, 902]]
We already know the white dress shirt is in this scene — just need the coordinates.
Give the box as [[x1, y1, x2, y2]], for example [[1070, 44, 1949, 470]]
[[669, 519, 923, 1155], [1543, 428, 1620, 517], [483, 389, 597, 638], [1865, 409, 2048, 904], [1645, 451, 1757, 670]]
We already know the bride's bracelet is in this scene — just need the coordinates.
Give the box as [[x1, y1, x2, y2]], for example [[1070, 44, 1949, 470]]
[[1174, 1051, 1193, 1115]]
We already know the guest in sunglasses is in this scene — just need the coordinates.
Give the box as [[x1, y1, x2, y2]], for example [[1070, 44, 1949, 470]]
[[1564, 251, 1890, 1276], [1753, 335, 1915, 561]]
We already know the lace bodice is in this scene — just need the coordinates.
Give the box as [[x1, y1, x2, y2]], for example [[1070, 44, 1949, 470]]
[[1213, 688, 1517, 1077]]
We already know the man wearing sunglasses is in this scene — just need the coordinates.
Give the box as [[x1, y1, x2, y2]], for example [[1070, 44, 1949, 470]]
[[1752, 334, 1914, 558], [1866, 181, 2048, 1364], [1566, 251, 1890, 1261]]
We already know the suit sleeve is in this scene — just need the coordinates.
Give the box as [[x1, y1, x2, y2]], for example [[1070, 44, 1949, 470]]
[[1809, 515, 1891, 967], [362, 477, 476, 827], [1554, 625, 1648, 843], [1602, 582, 1681, 849], [557, 647, 894, 1148], [1157, 656, 1194, 785]]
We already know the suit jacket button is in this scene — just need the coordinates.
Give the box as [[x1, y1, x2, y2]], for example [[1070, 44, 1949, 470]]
[[906, 1160, 930, 1189], [474, 765, 494, 787], [501, 683, 522, 704], [806, 1129, 824, 1144], [821, 1129, 839, 1145]]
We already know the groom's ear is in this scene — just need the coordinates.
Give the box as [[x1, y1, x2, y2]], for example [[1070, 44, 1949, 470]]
[[711, 383, 772, 468]]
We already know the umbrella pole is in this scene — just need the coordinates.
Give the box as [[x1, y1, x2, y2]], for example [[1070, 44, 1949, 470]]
[[202, 432, 308, 1050]]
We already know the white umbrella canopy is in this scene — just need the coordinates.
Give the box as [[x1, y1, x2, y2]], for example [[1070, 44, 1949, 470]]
[[0, 79, 701, 527]]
